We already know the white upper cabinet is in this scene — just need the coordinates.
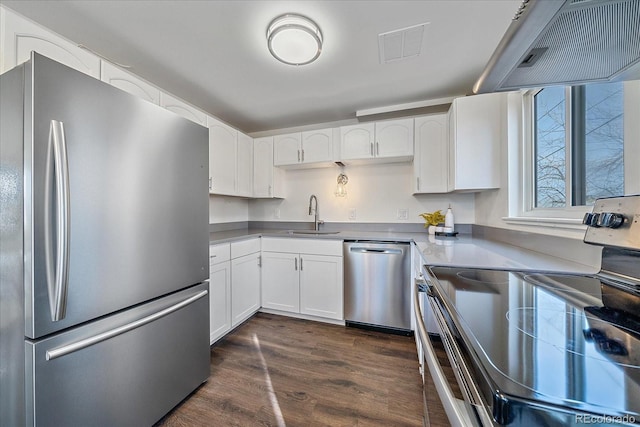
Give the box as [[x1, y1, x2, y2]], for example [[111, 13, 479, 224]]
[[1, 6, 100, 77], [274, 133, 302, 166], [375, 118, 414, 159], [448, 93, 504, 191], [339, 118, 413, 164], [100, 61, 160, 104], [340, 123, 375, 160], [160, 92, 208, 126], [273, 128, 334, 168], [236, 132, 253, 197], [301, 129, 333, 164], [253, 137, 285, 198], [413, 114, 448, 194], [208, 116, 238, 196]]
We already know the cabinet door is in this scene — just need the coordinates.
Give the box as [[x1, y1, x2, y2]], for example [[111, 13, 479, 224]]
[[231, 253, 261, 327], [340, 123, 375, 160], [253, 137, 274, 197], [160, 92, 208, 126], [1, 7, 100, 76], [375, 118, 414, 158], [100, 61, 160, 104], [236, 132, 253, 197], [208, 117, 238, 195], [209, 261, 231, 344], [449, 93, 502, 191], [301, 128, 333, 163], [274, 133, 302, 166], [261, 252, 299, 313], [299, 255, 343, 320], [414, 114, 448, 193]]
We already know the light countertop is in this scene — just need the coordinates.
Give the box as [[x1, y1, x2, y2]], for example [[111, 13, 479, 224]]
[[209, 229, 598, 275]]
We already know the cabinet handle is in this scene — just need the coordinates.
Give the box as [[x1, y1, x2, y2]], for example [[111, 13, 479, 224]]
[[209, 177, 212, 190], [294, 257, 298, 271], [268, 185, 272, 196], [300, 257, 303, 271], [298, 150, 301, 162], [258, 255, 261, 267], [301, 149, 305, 162], [376, 142, 379, 155], [417, 177, 420, 190], [370, 143, 373, 156]]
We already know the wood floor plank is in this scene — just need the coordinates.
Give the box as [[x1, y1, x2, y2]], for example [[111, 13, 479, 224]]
[[155, 313, 444, 427]]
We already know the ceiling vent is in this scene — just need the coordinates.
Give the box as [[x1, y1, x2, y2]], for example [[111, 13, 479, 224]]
[[378, 23, 428, 64], [474, 0, 640, 93]]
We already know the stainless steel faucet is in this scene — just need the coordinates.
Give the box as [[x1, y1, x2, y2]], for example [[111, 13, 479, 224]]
[[308, 194, 323, 231]]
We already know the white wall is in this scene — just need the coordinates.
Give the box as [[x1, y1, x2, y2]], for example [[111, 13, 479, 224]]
[[249, 163, 475, 224], [209, 195, 249, 223]]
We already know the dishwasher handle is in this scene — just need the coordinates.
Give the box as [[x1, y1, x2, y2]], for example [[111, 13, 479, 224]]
[[349, 247, 403, 255]]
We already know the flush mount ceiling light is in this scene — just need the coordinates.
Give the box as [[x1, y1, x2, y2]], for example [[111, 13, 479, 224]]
[[267, 14, 323, 66]]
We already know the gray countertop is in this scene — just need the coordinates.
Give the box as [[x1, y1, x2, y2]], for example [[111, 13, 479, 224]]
[[209, 228, 598, 275]]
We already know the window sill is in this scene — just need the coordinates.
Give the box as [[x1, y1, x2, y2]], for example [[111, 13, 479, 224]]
[[502, 216, 586, 231]]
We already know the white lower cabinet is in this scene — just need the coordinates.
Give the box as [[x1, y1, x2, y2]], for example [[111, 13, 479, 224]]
[[299, 254, 343, 319], [209, 238, 261, 344], [261, 252, 300, 313], [209, 243, 231, 344], [231, 251, 261, 327], [209, 260, 231, 344], [261, 238, 343, 321]]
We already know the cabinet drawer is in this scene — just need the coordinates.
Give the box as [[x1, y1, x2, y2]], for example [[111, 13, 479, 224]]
[[231, 238, 261, 259], [262, 237, 342, 256], [209, 243, 231, 265]]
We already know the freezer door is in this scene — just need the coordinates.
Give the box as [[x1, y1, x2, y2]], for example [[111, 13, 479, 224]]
[[26, 283, 210, 427], [26, 54, 209, 338]]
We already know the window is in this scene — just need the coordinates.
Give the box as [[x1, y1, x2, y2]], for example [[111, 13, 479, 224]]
[[533, 82, 624, 208]]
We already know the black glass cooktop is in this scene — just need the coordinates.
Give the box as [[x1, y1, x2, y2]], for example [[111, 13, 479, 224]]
[[429, 267, 640, 421]]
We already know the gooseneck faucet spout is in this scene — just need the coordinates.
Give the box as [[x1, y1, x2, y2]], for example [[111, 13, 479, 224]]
[[308, 194, 323, 231]]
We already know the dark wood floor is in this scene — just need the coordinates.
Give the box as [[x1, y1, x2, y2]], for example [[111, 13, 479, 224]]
[[155, 313, 451, 427]]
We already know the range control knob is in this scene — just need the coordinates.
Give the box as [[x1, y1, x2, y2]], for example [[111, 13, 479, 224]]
[[596, 212, 625, 229], [582, 212, 600, 227]]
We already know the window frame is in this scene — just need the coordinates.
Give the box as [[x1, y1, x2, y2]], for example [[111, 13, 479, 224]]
[[508, 81, 639, 230]]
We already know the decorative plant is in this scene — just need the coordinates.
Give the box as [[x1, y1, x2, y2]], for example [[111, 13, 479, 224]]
[[419, 210, 445, 227]]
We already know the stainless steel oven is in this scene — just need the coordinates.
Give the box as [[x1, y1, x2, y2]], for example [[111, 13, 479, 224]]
[[414, 195, 640, 426]]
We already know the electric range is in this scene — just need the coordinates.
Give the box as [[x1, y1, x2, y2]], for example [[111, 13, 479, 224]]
[[417, 195, 640, 426]]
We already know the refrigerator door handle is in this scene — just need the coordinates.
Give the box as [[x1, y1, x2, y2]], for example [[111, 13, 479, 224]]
[[44, 120, 71, 322], [45, 289, 209, 361]]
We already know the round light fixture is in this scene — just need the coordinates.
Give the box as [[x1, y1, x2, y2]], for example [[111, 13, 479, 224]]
[[267, 14, 323, 66]]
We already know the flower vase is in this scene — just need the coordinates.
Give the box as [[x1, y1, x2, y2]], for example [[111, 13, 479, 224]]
[[428, 225, 436, 235]]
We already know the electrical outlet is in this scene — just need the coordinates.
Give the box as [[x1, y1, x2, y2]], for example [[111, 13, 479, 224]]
[[274, 208, 280, 219], [397, 208, 408, 220], [348, 208, 357, 220]]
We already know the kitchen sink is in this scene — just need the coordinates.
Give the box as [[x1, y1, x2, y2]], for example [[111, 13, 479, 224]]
[[286, 230, 340, 235]]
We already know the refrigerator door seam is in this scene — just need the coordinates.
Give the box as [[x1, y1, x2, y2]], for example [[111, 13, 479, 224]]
[[45, 289, 208, 360]]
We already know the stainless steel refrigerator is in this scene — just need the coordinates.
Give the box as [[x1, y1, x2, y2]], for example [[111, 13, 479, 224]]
[[0, 53, 210, 426]]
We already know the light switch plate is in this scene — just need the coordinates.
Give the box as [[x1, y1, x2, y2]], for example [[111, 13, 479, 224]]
[[397, 208, 408, 220], [274, 208, 280, 219], [348, 208, 357, 220]]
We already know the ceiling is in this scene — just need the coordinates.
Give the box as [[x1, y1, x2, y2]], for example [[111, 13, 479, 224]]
[[2, 0, 520, 134]]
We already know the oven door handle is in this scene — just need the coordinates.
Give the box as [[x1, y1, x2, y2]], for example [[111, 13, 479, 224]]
[[413, 280, 476, 427]]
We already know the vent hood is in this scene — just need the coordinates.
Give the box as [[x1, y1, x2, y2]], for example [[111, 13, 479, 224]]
[[473, 0, 640, 94]]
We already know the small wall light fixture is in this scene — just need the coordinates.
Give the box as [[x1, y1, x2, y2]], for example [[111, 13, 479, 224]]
[[335, 173, 348, 197], [267, 14, 323, 65]]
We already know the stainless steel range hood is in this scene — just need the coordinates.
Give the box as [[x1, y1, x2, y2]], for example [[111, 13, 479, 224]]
[[474, 0, 640, 94]]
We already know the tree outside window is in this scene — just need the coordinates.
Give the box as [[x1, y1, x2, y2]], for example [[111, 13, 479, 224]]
[[533, 82, 624, 208]]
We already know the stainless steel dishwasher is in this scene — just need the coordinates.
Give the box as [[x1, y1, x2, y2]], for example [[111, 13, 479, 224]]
[[343, 241, 411, 335]]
